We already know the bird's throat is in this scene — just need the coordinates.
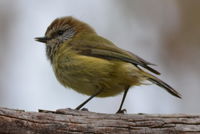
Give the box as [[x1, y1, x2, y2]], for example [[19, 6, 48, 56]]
[[46, 44, 60, 64]]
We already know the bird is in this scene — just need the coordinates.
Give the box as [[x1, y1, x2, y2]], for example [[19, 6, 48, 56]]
[[35, 16, 181, 113]]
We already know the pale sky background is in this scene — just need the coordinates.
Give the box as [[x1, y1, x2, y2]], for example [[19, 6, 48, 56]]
[[0, 0, 199, 114]]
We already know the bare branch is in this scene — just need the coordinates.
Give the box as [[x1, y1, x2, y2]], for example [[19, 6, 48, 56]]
[[0, 107, 200, 134]]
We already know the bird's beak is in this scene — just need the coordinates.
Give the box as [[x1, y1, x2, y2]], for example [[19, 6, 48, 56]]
[[35, 37, 49, 43]]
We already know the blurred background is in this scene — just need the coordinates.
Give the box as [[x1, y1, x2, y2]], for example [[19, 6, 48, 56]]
[[0, 0, 199, 114]]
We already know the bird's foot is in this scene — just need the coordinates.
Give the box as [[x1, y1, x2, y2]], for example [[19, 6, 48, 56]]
[[75, 107, 89, 112], [38, 109, 57, 113], [80, 108, 89, 111], [116, 109, 127, 114], [55, 108, 74, 114]]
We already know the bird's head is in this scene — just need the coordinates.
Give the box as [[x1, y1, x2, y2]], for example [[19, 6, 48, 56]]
[[35, 16, 95, 46], [35, 16, 96, 62]]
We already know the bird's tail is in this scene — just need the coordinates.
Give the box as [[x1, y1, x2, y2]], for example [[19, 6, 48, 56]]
[[146, 74, 181, 98]]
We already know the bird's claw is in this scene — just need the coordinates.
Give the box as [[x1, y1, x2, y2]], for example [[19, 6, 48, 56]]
[[116, 109, 127, 114], [80, 108, 89, 111]]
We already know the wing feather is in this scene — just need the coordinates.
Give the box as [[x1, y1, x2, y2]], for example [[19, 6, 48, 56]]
[[69, 34, 160, 75]]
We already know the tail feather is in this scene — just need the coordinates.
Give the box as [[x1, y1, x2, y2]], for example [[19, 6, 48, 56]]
[[148, 77, 181, 99]]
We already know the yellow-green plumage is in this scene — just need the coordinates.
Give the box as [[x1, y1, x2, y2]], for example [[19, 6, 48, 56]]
[[53, 39, 143, 97], [35, 16, 181, 112]]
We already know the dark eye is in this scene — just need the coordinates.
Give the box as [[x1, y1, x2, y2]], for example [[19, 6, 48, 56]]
[[57, 30, 64, 35]]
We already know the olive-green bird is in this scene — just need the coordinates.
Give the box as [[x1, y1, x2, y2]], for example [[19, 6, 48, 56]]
[[35, 16, 181, 113]]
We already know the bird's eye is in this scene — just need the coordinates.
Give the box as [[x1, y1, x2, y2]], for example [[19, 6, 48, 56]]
[[57, 30, 64, 35]]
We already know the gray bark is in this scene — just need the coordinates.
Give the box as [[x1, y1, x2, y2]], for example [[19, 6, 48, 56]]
[[0, 107, 200, 134]]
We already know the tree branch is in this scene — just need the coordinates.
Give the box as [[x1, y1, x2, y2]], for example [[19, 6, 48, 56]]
[[0, 107, 200, 134]]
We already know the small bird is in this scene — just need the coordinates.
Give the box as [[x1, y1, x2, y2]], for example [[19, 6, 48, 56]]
[[35, 16, 181, 113]]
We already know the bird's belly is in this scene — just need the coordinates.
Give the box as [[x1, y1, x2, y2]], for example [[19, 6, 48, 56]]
[[52, 55, 134, 97]]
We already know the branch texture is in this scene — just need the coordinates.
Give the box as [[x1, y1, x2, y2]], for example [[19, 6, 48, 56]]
[[0, 107, 200, 134]]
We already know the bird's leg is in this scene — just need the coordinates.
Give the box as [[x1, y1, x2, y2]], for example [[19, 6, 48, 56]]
[[116, 87, 129, 114], [75, 90, 102, 110]]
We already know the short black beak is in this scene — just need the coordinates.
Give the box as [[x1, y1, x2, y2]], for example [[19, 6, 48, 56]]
[[35, 37, 49, 43]]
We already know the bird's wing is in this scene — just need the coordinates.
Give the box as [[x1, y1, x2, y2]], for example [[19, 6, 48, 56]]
[[69, 35, 160, 75]]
